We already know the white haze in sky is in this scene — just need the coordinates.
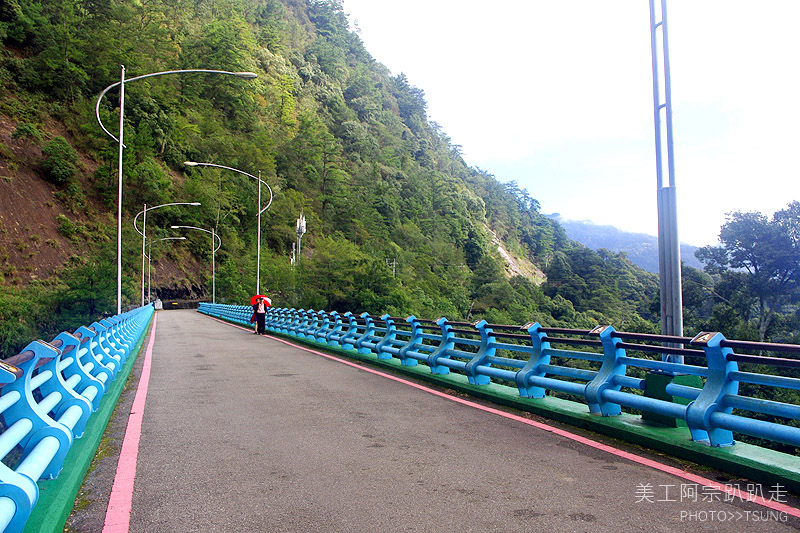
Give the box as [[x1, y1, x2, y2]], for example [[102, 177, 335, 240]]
[[341, 0, 800, 246]]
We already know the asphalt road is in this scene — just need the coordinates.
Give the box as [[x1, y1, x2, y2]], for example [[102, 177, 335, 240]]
[[115, 310, 798, 532]]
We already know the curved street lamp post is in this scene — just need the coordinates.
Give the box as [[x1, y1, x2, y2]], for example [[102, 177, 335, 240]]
[[96, 68, 257, 314], [134, 202, 201, 306], [184, 162, 273, 295], [171, 225, 222, 304], [145, 236, 186, 304]]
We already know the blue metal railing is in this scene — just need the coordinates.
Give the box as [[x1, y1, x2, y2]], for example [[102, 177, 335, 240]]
[[0, 305, 153, 532], [200, 303, 800, 450]]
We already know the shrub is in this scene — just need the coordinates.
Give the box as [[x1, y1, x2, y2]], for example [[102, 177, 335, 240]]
[[11, 122, 43, 143], [56, 214, 78, 238], [41, 136, 78, 184], [54, 182, 86, 212], [0, 140, 12, 160]]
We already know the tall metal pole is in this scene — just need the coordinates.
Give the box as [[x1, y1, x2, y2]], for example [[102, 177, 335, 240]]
[[296, 213, 306, 256], [649, 0, 683, 361], [116, 65, 125, 315], [295, 214, 306, 308], [257, 170, 262, 295], [141, 203, 146, 307], [147, 242, 151, 304], [212, 227, 216, 304]]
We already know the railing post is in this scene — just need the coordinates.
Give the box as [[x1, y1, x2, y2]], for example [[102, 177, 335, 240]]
[[277, 308, 293, 334], [73, 327, 115, 385], [280, 308, 293, 335], [685, 332, 737, 446], [585, 325, 626, 416], [87, 324, 123, 377], [397, 316, 422, 367], [325, 311, 353, 348], [2, 341, 74, 479], [297, 309, 311, 338], [339, 311, 360, 350], [263, 306, 275, 329], [427, 317, 455, 375], [277, 307, 290, 331], [464, 320, 494, 386], [514, 322, 551, 398], [90, 322, 124, 371], [323, 311, 341, 345], [288, 309, 305, 336], [0, 353, 38, 533], [302, 310, 319, 339], [310, 310, 325, 342], [234, 305, 245, 324], [262, 306, 273, 330], [354, 313, 375, 354], [102, 318, 131, 357], [54, 332, 104, 410], [374, 314, 396, 360], [37, 346, 93, 439]]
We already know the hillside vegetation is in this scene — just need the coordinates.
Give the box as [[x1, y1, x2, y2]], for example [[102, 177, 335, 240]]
[[1, 0, 796, 358]]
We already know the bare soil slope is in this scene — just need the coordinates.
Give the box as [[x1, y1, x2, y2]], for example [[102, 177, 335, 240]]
[[0, 111, 204, 298]]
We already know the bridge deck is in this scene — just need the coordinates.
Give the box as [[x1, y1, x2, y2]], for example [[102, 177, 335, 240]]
[[87, 310, 799, 532]]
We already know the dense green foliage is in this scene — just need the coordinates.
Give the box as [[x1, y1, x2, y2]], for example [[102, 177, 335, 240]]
[[694, 202, 800, 344], [0, 0, 796, 360], [40, 136, 79, 184]]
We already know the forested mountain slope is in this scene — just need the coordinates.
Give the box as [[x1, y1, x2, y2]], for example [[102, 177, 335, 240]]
[[0, 0, 663, 354], [557, 218, 703, 273]]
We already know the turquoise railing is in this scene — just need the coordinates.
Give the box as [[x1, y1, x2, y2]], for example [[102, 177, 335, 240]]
[[200, 303, 800, 450], [0, 305, 153, 532]]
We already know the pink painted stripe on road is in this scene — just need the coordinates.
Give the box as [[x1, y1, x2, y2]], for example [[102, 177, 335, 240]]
[[213, 315, 800, 518], [102, 312, 158, 533]]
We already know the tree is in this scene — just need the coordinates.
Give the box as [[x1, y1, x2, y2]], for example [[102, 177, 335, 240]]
[[681, 264, 715, 334], [697, 202, 800, 342], [392, 73, 427, 133], [179, 16, 257, 125], [41, 136, 78, 184], [55, 246, 116, 325]]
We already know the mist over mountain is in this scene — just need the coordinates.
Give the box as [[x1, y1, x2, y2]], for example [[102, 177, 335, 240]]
[[554, 218, 703, 273]]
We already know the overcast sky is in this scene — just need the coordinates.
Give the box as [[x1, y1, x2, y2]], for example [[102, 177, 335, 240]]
[[341, 1, 800, 246]]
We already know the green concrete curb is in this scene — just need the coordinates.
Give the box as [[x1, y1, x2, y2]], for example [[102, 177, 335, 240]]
[[210, 315, 800, 495], [24, 314, 154, 533]]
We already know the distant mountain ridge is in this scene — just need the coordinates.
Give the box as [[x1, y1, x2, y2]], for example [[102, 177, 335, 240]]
[[556, 218, 704, 273]]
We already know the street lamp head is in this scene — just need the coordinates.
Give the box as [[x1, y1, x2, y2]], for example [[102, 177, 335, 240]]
[[171, 225, 180, 229], [189, 202, 201, 206], [235, 72, 258, 79], [184, 161, 199, 167]]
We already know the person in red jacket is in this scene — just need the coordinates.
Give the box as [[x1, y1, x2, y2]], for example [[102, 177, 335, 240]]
[[252, 297, 268, 335]]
